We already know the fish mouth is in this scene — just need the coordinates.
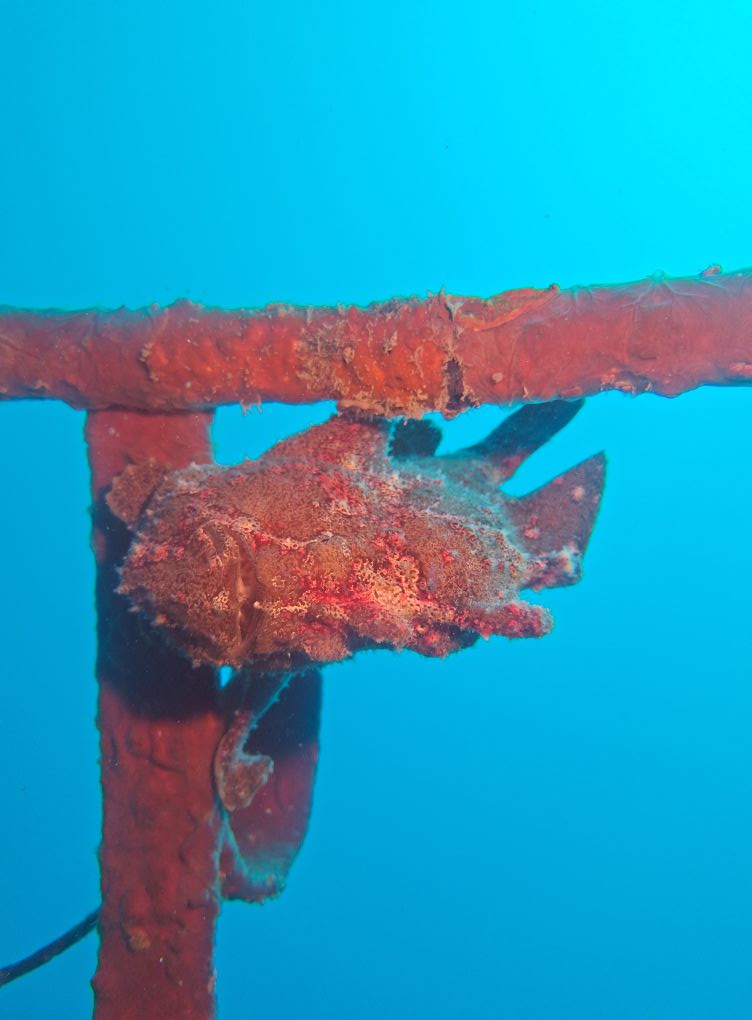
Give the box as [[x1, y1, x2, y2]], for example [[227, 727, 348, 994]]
[[129, 525, 264, 668], [192, 526, 262, 666], [229, 537, 262, 664]]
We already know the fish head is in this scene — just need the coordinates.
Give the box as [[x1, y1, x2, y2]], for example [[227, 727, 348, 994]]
[[121, 514, 262, 667], [110, 463, 264, 667]]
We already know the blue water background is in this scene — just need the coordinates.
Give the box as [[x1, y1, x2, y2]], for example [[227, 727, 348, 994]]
[[2, 2, 752, 1017]]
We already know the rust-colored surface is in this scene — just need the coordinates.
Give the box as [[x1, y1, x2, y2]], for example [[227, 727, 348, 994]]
[[2, 268, 752, 414], [86, 410, 223, 1019]]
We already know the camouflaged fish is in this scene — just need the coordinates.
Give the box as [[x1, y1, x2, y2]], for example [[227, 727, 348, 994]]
[[108, 400, 604, 673]]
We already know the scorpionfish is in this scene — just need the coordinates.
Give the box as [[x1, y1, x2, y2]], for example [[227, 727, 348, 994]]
[[108, 400, 604, 673]]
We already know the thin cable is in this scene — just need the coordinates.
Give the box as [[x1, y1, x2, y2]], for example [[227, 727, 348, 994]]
[[0, 908, 99, 988]]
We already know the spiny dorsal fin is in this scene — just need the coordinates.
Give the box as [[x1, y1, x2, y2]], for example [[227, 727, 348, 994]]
[[260, 414, 391, 471]]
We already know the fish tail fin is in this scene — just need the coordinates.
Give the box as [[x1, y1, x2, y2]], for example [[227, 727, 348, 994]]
[[507, 452, 606, 589]]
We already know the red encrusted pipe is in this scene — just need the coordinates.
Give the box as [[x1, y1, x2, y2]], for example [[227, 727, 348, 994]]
[[86, 409, 223, 1020], [2, 267, 752, 415]]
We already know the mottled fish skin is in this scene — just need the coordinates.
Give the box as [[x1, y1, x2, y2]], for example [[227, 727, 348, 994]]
[[110, 404, 604, 673]]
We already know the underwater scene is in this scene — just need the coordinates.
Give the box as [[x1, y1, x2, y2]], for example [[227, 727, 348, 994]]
[[2, 1, 752, 1018]]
